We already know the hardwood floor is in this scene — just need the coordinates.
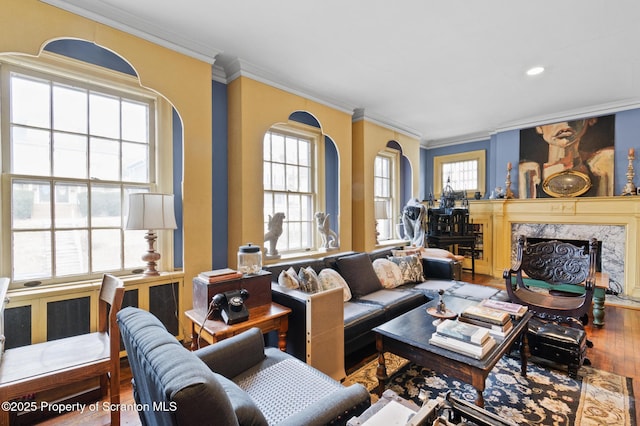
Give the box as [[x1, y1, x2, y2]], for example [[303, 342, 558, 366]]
[[34, 272, 640, 425]]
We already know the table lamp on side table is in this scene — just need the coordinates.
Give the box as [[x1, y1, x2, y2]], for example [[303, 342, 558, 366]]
[[126, 192, 177, 276]]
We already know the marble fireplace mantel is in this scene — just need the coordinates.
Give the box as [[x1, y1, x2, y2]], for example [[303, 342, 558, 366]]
[[469, 197, 640, 298]]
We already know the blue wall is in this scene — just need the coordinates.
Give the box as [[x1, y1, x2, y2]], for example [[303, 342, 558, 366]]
[[172, 110, 184, 268], [421, 108, 640, 198], [211, 80, 229, 268], [325, 136, 339, 233], [45, 39, 137, 76]]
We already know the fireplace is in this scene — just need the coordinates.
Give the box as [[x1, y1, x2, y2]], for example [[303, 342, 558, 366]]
[[511, 223, 624, 293]]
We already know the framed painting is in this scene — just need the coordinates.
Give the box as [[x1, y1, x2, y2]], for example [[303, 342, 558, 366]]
[[518, 114, 614, 198]]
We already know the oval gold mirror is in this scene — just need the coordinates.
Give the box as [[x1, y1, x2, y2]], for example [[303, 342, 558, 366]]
[[542, 170, 592, 197]]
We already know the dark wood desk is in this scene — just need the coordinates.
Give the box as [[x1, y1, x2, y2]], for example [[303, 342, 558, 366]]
[[185, 302, 291, 351], [427, 234, 476, 277], [374, 297, 532, 407]]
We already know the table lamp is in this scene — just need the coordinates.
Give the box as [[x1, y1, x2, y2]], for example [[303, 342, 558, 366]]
[[126, 192, 177, 276]]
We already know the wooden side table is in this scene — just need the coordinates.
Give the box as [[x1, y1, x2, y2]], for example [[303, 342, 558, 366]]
[[185, 303, 291, 351]]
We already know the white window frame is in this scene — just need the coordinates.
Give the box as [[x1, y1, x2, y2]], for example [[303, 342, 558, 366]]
[[263, 123, 324, 254], [375, 149, 400, 242], [0, 52, 174, 289], [433, 149, 486, 199]]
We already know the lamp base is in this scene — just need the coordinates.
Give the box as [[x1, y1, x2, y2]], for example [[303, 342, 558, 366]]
[[142, 231, 162, 276]]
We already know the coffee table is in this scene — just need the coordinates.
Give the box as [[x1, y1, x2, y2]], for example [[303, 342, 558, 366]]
[[373, 297, 532, 407]]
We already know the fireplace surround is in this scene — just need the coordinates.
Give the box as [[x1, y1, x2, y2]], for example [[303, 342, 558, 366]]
[[467, 197, 639, 298], [511, 223, 623, 294]]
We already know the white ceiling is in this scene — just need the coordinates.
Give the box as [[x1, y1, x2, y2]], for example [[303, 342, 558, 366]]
[[43, 0, 640, 147]]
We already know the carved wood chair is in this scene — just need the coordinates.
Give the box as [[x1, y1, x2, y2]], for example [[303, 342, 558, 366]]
[[503, 235, 598, 329], [0, 274, 125, 425]]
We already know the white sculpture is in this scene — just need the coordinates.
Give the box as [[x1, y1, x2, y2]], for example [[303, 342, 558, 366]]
[[264, 212, 285, 258], [402, 198, 428, 247], [315, 211, 339, 250]]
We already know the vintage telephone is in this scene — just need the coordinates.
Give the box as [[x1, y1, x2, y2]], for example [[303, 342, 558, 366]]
[[211, 289, 250, 325]]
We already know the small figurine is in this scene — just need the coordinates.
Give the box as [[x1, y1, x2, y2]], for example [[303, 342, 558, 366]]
[[436, 289, 447, 314], [426, 288, 457, 325]]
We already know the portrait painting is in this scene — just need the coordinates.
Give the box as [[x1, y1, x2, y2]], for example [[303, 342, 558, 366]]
[[518, 114, 615, 198]]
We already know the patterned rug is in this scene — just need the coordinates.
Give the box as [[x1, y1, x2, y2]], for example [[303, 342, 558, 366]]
[[344, 353, 636, 426]]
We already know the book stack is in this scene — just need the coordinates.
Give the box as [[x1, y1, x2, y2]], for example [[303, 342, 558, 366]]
[[479, 299, 528, 319], [429, 319, 497, 359], [458, 304, 514, 338], [198, 268, 243, 283]]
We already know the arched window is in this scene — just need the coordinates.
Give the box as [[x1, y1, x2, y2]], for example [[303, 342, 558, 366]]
[[1, 42, 174, 287]]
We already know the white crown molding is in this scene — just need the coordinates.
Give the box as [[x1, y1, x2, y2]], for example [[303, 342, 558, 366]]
[[352, 108, 422, 141], [424, 98, 640, 149], [216, 55, 356, 115], [40, 0, 221, 64], [423, 131, 493, 149], [211, 63, 227, 84], [495, 98, 640, 133]]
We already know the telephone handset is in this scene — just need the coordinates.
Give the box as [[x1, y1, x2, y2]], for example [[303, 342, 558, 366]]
[[211, 289, 250, 324]]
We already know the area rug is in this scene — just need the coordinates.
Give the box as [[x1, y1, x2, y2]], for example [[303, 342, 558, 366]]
[[344, 353, 636, 426]]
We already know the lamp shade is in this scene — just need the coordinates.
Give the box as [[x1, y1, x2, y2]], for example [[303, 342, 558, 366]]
[[126, 193, 177, 230], [374, 200, 389, 220]]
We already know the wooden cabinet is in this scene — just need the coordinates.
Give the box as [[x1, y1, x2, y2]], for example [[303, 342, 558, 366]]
[[192, 271, 272, 317]]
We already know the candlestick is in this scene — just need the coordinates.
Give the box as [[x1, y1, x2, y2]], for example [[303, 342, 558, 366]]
[[505, 162, 514, 199], [622, 149, 636, 196]]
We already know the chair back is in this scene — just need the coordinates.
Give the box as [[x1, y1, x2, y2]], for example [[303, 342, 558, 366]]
[[98, 274, 125, 412], [517, 236, 598, 285]]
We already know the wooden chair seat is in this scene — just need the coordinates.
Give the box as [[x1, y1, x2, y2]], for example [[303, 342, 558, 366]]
[[0, 332, 110, 387], [510, 287, 588, 316], [0, 275, 124, 426]]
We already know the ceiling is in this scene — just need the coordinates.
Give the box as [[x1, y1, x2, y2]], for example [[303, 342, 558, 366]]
[[43, 0, 640, 147]]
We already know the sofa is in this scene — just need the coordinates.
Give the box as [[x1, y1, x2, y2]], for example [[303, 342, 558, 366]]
[[265, 246, 461, 378], [117, 307, 371, 426]]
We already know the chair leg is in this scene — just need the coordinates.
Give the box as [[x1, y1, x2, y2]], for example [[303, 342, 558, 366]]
[[110, 370, 121, 426]]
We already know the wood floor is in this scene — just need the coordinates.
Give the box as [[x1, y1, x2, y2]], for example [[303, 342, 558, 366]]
[[34, 272, 640, 425]]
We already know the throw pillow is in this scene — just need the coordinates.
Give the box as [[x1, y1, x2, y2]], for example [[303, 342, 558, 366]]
[[318, 268, 352, 301], [335, 253, 383, 298], [388, 254, 425, 284], [298, 267, 321, 293], [372, 258, 404, 289], [278, 269, 299, 289]]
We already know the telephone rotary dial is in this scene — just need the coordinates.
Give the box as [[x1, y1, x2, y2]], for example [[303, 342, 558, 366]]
[[211, 289, 250, 325]]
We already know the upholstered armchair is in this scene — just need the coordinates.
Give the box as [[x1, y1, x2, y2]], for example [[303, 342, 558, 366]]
[[117, 307, 370, 426]]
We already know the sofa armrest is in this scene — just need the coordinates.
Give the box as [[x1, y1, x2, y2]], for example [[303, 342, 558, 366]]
[[276, 384, 371, 426], [194, 327, 266, 378], [423, 256, 460, 280]]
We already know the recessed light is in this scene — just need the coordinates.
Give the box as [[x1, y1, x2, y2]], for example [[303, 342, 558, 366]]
[[526, 66, 545, 76]]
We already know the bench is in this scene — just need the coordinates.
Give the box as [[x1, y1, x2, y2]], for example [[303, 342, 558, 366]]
[[0, 275, 124, 426]]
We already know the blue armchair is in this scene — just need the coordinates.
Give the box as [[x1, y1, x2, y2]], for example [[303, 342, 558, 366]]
[[117, 307, 370, 425]]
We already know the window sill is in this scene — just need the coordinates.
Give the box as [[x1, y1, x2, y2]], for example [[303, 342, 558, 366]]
[[264, 249, 354, 265], [376, 239, 409, 249], [7, 270, 185, 299]]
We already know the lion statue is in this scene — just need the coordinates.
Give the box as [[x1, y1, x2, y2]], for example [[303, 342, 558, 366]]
[[264, 212, 285, 257], [315, 211, 339, 250]]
